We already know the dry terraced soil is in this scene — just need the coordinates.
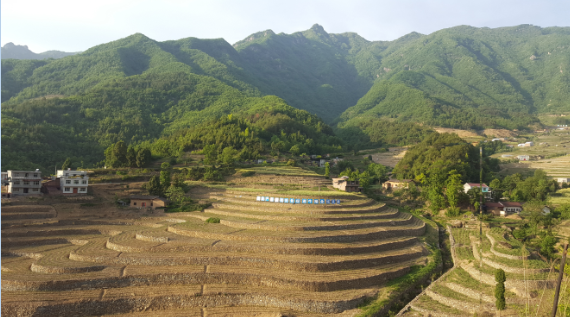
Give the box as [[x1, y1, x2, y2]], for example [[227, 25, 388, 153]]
[[1, 182, 429, 316]]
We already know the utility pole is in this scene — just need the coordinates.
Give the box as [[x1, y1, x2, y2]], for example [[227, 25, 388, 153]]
[[552, 243, 569, 317], [479, 146, 483, 312]]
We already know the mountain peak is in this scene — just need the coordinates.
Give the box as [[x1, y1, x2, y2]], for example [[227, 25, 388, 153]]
[[310, 24, 327, 34]]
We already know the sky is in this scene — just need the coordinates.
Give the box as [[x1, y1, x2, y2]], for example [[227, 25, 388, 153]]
[[2, 0, 570, 53]]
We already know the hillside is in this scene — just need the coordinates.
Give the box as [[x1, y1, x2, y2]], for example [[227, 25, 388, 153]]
[[338, 25, 570, 131], [1, 42, 78, 60], [3, 24, 570, 172]]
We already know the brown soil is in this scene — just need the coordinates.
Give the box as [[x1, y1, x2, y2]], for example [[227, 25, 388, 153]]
[[1, 176, 428, 316], [433, 127, 480, 138]]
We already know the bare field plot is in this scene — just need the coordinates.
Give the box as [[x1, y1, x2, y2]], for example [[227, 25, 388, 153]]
[[369, 148, 408, 168]]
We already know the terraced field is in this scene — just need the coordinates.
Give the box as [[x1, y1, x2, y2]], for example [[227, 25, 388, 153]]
[[399, 226, 559, 316], [1, 182, 431, 316]]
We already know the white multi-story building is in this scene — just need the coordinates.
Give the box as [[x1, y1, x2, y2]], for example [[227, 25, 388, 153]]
[[56, 169, 89, 194], [7, 170, 42, 195]]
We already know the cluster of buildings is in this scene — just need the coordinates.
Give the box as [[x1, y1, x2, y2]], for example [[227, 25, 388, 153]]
[[1, 169, 89, 198]]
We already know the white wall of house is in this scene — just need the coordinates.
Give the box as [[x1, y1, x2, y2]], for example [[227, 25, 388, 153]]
[[57, 169, 89, 194], [7, 170, 42, 195]]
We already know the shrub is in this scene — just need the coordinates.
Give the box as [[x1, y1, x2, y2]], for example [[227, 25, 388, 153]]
[[205, 217, 220, 223], [494, 269, 506, 310], [241, 171, 255, 177], [445, 207, 460, 217]]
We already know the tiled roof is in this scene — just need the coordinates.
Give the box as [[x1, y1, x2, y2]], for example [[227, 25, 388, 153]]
[[466, 183, 489, 187], [130, 195, 160, 200]]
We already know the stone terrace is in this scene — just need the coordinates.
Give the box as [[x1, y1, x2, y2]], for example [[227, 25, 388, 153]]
[[399, 226, 557, 317], [2, 183, 429, 316]]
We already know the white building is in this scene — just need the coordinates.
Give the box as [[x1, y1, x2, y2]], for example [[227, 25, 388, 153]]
[[558, 178, 570, 184], [517, 155, 530, 161], [7, 170, 42, 196], [463, 183, 492, 199], [525, 141, 534, 147], [56, 169, 89, 194]]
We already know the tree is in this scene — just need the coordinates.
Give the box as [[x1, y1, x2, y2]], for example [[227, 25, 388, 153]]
[[494, 269, 506, 311], [203, 144, 219, 164], [172, 173, 185, 188], [136, 148, 151, 168], [126, 146, 136, 168], [165, 185, 186, 205], [489, 178, 503, 202], [61, 158, 71, 170], [220, 146, 238, 166], [160, 162, 171, 190], [540, 233, 557, 259], [324, 162, 330, 177], [446, 170, 463, 213], [367, 163, 387, 183], [147, 176, 162, 196], [358, 171, 372, 189], [289, 144, 301, 156], [112, 141, 128, 167]]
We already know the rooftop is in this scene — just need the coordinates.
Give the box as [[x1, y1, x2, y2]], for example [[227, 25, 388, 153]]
[[465, 183, 489, 187]]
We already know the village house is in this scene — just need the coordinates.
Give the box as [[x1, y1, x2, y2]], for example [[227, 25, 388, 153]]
[[517, 155, 530, 161], [6, 170, 42, 196], [332, 176, 362, 192], [130, 195, 169, 209], [558, 178, 570, 184], [484, 201, 523, 217], [56, 169, 89, 194], [382, 179, 413, 190], [463, 183, 492, 199]]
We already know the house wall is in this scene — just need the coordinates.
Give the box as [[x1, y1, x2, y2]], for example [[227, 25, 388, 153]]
[[130, 199, 166, 209], [57, 170, 89, 194], [7, 170, 42, 196]]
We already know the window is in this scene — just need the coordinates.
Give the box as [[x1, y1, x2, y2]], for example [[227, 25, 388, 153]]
[[65, 173, 69, 177], [23, 181, 29, 185], [25, 173, 29, 177], [133, 202, 137, 205], [150, 202, 153, 206], [66, 180, 71, 184], [32, 188, 39, 192], [74, 180, 79, 184], [80, 188, 86, 192], [34, 181, 40, 186], [82, 180, 87, 184], [33, 174, 38, 178], [14, 181, 20, 185], [65, 187, 70, 192]]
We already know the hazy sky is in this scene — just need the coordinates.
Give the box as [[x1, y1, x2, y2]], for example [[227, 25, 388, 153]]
[[2, 0, 570, 53]]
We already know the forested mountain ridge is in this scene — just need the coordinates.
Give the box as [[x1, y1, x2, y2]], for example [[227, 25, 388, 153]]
[[338, 25, 570, 130], [1, 42, 78, 60], [3, 24, 570, 172]]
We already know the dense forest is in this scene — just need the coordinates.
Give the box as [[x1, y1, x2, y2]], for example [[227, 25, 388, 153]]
[[2, 24, 570, 172]]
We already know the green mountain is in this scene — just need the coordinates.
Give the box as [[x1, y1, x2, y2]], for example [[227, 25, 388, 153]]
[[3, 24, 570, 172], [1, 42, 78, 60], [337, 25, 570, 131]]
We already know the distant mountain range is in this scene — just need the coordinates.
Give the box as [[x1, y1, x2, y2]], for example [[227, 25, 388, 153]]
[[1, 42, 79, 60], [2, 24, 570, 172]]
